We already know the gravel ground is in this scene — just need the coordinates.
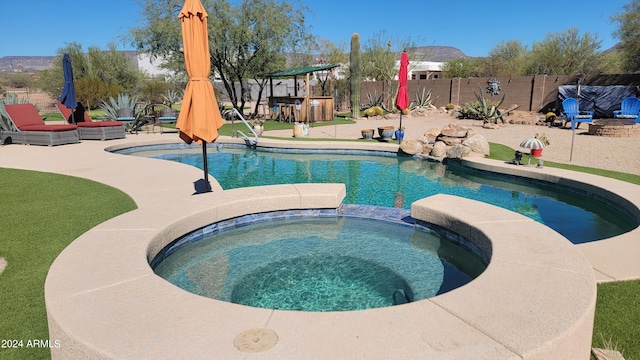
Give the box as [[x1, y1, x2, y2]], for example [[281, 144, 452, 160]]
[[263, 113, 640, 175]]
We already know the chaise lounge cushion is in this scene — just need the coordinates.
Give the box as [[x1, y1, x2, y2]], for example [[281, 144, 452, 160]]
[[6, 104, 78, 132], [75, 121, 123, 128], [56, 101, 123, 127], [19, 124, 79, 132]]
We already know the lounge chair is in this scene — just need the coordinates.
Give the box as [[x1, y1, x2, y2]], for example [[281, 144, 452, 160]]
[[2, 103, 79, 146], [561, 98, 593, 129], [613, 97, 640, 122], [56, 101, 125, 140]]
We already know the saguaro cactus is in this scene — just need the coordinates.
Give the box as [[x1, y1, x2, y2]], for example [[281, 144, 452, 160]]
[[350, 33, 361, 119]]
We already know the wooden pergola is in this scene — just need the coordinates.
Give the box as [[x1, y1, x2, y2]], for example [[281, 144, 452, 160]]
[[263, 64, 338, 123]]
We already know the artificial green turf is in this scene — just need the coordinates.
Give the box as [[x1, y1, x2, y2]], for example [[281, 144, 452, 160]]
[[217, 118, 356, 137], [0, 168, 136, 360], [487, 142, 640, 185], [592, 281, 640, 359]]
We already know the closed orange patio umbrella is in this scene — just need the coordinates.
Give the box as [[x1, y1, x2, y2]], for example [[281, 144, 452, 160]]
[[176, 0, 224, 193]]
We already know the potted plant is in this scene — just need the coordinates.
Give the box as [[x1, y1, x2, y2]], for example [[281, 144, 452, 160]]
[[252, 120, 264, 136], [361, 128, 374, 139], [378, 126, 395, 141], [394, 127, 405, 141], [532, 133, 550, 157]]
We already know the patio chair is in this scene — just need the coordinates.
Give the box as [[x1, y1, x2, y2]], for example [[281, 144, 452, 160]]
[[2, 103, 79, 146], [56, 101, 125, 140], [561, 98, 593, 130], [143, 103, 178, 134], [613, 97, 640, 122]]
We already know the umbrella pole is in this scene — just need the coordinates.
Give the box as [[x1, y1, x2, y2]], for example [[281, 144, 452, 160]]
[[570, 127, 575, 162], [202, 142, 211, 192], [398, 113, 403, 144]]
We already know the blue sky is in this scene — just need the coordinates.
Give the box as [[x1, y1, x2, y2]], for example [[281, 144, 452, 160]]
[[1, 0, 629, 58]]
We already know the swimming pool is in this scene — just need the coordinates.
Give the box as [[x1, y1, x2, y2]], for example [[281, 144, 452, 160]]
[[118, 143, 637, 244]]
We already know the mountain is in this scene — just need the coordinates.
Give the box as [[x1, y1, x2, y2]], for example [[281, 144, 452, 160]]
[[412, 46, 470, 62], [0, 56, 56, 71], [0, 51, 139, 72]]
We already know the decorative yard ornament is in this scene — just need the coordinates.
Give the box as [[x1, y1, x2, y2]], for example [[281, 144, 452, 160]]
[[487, 78, 501, 96]]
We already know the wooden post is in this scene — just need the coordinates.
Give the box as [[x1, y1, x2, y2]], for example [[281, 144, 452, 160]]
[[305, 73, 310, 124]]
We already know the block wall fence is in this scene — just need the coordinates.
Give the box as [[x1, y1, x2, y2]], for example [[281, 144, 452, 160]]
[[358, 74, 640, 114]]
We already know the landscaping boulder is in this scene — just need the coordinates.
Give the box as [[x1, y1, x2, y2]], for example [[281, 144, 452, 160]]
[[447, 144, 471, 159], [400, 123, 490, 161], [439, 136, 463, 146], [440, 123, 468, 138], [430, 141, 448, 157], [463, 134, 490, 156], [423, 128, 441, 143], [399, 139, 423, 155]]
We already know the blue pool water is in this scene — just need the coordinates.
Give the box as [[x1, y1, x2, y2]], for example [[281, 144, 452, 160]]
[[120, 144, 637, 243], [153, 216, 486, 311]]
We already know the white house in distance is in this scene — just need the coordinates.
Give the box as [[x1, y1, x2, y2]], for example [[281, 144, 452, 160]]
[[316, 45, 469, 81], [401, 45, 469, 80], [137, 53, 173, 77], [407, 60, 445, 80]]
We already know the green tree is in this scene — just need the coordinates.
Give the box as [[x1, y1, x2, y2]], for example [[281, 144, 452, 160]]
[[37, 42, 142, 109], [130, 0, 314, 116], [316, 38, 348, 66], [611, 0, 640, 72], [487, 40, 529, 76], [441, 58, 472, 78], [6, 73, 34, 88], [441, 57, 490, 78], [361, 31, 423, 108], [527, 28, 604, 75]]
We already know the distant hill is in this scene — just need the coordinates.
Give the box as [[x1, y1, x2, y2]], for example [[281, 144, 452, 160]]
[[412, 46, 470, 62], [0, 56, 56, 71], [0, 51, 139, 72]]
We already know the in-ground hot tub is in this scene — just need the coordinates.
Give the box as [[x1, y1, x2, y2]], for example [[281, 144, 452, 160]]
[[151, 210, 487, 312], [45, 182, 597, 359]]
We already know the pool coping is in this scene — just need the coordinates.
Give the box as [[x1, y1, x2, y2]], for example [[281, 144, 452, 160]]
[[44, 185, 597, 359], [31, 135, 640, 358]]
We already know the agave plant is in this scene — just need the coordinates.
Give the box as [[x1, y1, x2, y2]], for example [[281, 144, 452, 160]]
[[0, 104, 15, 131], [162, 89, 183, 108], [461, 86, 519, 124], [100, 93, 141, 120], [409, 88, 439, 110], [217, 101, 234, 120], [0, 94, 33, 131]]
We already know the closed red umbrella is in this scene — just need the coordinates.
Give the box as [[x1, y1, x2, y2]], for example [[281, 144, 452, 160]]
[[176, 0, 224, 193], [395, 51, 409, 132]]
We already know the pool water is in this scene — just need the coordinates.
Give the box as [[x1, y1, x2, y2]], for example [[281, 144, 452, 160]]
[[123, 144, 637, 244], [153, 217, 486, 311]]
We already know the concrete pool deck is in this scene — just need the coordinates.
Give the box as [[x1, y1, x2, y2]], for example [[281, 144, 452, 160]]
[[0, 133, 638, 359]]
